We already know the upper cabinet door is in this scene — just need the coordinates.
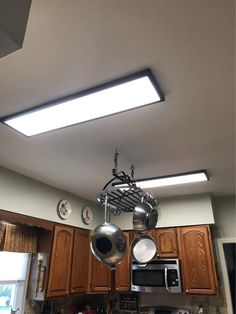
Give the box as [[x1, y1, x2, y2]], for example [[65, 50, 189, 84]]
[[116, 231, 131, 291], [179, 225, 218, 295], [70, 228, 90, 294], [90, 255, 111, 292], [47, 225, 74, 297], [153, 228, 178, 258]]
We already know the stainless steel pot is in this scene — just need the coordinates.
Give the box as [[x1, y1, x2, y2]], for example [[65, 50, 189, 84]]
[[133, 201, 158, 232], [131, 234, 157, 263], [90, 198, 127, 266]]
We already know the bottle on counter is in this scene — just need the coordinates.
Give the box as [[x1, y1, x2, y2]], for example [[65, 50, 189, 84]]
[[82, 304, 95, 314], [96, 304, 106, 314]]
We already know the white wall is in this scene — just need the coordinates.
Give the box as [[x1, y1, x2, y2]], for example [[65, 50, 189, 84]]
[[0, 166, 103, 229], [111, 193, 215, 229], [1, 165, 234, 234], [211, 195, 236, 238]]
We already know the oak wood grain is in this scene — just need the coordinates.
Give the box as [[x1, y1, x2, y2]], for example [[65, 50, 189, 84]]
[[178, 225, 218, 295], [47, 225, 74, 297], [151, 228, 178, 257], [70, 228, 90, 294], [116, 231, 131, 291]]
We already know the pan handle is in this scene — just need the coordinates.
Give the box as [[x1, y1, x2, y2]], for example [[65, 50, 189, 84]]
[[104, 196, 111, 223]]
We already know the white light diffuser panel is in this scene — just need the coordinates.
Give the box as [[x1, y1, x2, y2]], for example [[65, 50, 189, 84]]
[[2, 70, 164, 136], [117, 171, 208, 189]]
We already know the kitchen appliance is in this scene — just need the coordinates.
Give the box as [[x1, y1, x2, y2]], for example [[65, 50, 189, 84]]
[[27, 253, 49, 301], [131, 259, 182, 293], [140, 307, 190, 314]]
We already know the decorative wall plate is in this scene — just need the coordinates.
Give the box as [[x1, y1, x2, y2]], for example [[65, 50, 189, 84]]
[[81, 206, 93, 225], [57, 200, 72, 220]]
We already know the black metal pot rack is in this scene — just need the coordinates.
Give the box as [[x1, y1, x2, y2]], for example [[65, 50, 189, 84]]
[[97, 150, 159, 215]]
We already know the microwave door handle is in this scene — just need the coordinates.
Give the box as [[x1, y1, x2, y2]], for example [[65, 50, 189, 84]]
[[164, 267, 170, 292], [138, 263, 147, 268]]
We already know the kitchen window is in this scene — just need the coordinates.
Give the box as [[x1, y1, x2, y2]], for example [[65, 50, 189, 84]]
[[0, 252, 31, 314]]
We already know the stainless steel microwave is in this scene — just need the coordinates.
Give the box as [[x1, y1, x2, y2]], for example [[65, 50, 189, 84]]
[[131, 259, 182, 293]]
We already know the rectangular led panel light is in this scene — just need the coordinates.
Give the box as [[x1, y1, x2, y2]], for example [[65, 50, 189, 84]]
[[1, 69, 164, 137], [116, 170, 208, 189]]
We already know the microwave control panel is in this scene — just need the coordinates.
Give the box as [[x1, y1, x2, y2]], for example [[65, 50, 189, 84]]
[[167, 269, 179, 286]]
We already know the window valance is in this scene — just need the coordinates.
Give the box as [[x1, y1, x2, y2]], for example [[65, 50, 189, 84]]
[[0, 222, 37, 253]]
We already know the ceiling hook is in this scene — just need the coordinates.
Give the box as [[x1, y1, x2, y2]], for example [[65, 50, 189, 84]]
[[130, 162, 135, 181], [112, 148, 119, 176]]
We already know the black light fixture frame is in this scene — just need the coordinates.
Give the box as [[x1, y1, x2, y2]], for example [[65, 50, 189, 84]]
[[115, 169, 209, 186], [0, 68, 165, 137]]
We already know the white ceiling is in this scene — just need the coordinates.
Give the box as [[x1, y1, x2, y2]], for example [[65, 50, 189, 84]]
[[0, 0, 235, 203]]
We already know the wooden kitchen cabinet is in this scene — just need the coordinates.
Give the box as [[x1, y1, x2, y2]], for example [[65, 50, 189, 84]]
[[70, 228, 90, 294], [89, 256, 111, 292], [47, 225, 74, 297], [150, 228, 178, 258], [116, 231, 131, 291], [178, 225, 218, 295], [47, 225, 90, 297], [89, 225, 218, 295]]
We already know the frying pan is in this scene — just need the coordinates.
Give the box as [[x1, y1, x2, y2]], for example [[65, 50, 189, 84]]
[[90, 197, 127, 266], [130, 233, 157, 263]]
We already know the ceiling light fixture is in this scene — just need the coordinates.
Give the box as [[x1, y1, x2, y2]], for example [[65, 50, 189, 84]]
[[116, 170, 208, 189], [1, 69, 164, 137]]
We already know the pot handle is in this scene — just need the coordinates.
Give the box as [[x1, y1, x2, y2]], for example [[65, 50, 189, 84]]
[[144, 192, 159, 207], [104, 196, 111, 223]]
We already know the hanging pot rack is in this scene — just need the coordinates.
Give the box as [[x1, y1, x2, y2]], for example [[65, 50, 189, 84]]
[[97, 150, 159, 215]]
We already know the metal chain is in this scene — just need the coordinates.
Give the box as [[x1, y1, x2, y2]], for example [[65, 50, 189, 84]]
[[130, 162, 135, 180], [112, 148, 119, 175]]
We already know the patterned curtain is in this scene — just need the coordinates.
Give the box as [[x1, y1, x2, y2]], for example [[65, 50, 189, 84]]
[[0, 222, 37, 253]]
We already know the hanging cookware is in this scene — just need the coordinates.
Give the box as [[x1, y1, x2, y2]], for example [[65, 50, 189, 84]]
[[145, 192, 159, 208], [133, 199, 158, 232], [130, 233, 157, 263], [90, 197, 127, 266]]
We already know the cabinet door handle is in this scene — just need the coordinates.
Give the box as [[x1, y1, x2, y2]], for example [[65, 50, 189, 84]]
[[186, 289, 189, 293], [36, 265, 46, 294]]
